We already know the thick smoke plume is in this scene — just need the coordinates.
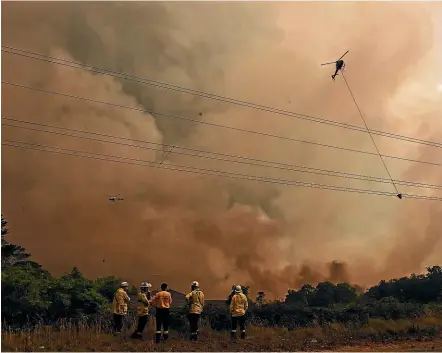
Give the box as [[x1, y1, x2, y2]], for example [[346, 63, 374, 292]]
[[2, 2, 442, 298]]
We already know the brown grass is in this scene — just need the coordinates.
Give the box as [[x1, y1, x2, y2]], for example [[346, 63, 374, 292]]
[[2, 317, 442, 352]]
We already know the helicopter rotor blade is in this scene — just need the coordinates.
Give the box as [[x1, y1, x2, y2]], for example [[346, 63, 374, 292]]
[[321, 61, 336, 66], [338, 50, 349, 61]]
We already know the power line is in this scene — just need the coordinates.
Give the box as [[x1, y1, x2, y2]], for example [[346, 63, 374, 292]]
[[3, 116, 442, 191], [341, 71, 401, 199], [3, 139, 442, 201], [157, 146, 174, 168], [0, 80, 385, 157], [3, 81, 442, 169], [2, 45, 442, 150], [6, 121, 441, 191]]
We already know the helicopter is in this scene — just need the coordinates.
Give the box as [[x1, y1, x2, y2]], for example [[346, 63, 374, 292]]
[[108, 194, 124, 202], [321, 50, 349, 81]]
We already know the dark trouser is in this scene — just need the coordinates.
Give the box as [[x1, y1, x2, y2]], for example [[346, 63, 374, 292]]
[[155, 308, 170, 343], [187, 313, 201, 341], [132, 315, 148, 338], [113, 313, 124, 333], [231, 315, 246, 340]]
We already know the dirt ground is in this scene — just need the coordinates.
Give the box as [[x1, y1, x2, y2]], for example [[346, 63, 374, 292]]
[[2, 328, 442, 352], [335, 337, 442, 352]]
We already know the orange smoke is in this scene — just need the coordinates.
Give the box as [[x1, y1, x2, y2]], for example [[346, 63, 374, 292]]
[[1, 2, 441, 298]]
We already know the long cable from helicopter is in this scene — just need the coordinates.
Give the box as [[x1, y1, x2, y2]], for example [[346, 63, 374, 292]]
[[2, 45, 442, 149], [3, 116, 442, 191], [341, 71, 401, 197], [3, 81, 442, 169], [3, 139, 442, 201]]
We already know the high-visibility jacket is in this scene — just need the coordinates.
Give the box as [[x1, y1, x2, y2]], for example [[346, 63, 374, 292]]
[[112, 288, 130, 315], [230, 293, 248, 317], [185, 289, 205, 314], [136, 292, 150, 316], [152, 290, 172, 309]]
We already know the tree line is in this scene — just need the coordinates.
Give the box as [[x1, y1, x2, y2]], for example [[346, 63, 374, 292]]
[[2, 215, 441, 330]]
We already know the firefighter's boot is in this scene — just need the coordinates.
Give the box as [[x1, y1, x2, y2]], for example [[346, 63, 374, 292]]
[[155, 332, 161, 344], [231, 330, 237, 342], [163, 331, 169, 342], [240, 330, 246, 339]]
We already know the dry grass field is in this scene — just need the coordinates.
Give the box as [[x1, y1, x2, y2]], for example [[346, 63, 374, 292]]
[[2, 316, 442, 352]]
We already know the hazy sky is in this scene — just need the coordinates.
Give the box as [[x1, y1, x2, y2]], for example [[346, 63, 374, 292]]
[[2, 1, 442, 298]]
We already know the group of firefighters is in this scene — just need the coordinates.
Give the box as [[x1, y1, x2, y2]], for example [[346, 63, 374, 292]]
[[111, 280, 249, 343]]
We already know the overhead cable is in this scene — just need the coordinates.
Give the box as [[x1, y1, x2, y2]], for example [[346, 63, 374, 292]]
[[341, 71, 401, 198], [3, 81, 442, 169], [3, 139, 442, 201], [3, 116, 442, 191], [2, 45, 442, 149]]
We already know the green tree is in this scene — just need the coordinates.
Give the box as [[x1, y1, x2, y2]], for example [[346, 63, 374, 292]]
[[285, 289, 306, 305], [94, 276, 121, 301], [300, 284, 317, 305], [241, 285, 249, 297], [365, 267, 442, 303], [427, 266, 442, 277], [311, 282, 336, 307], [285, 284, 317, 306], [47, 267, 108, 319], [1, 215, 33, 267], [335, 283, 357, 303], [1, 261, 52, 326], [1, 214, 9, 237]]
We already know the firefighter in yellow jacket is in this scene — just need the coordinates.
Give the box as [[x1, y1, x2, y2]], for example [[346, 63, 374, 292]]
[[111, 281, 131, 333], [230, 285, 248, 341], [151, 282, 172, 343], [185, 281, 205, 341], [131, 282, 152, 339]]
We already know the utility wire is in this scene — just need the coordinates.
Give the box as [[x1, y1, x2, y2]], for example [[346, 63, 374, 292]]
[[5, 121, 440, 190], [2, 45, 442, 149], [341, 71, 401, 199], [157, 147, 174, 168], [3, 139, 442, 201], [0, 80, 385, 157], [3, 81, 442, 169], [3, 116, 442, 191]]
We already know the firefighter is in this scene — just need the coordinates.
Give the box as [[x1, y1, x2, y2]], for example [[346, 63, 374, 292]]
[[185, 281, 205, 341], [230, 285, 248, 341], [111, 281, 131, 334], [131, 282, 152, 339], [151, 282, 172, 343]]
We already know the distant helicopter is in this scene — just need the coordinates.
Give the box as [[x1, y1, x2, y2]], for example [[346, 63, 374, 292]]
[[108, 194, 124, 202], [321, 50, 349, 81]]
